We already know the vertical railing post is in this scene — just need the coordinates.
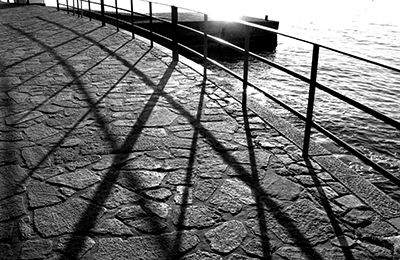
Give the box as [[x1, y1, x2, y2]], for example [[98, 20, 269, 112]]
[[66, 0, 69, 14], [100, 0, 105, 26], [115, 0, 119, 32], [130, 0, 134, 38], [88, 0, 91, 21], [203, 14, 208, 82], [243, 25, 250, 98], [72, 0, 75, 16], [76, 0, 80, 17], [149, 2, 153, 47], [303, 44, 320, 158], [171, 6, 179, 61], [56, 0, 60, 11]]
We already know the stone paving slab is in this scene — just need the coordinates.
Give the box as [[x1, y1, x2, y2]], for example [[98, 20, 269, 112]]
[[1, 3, 400, 260]]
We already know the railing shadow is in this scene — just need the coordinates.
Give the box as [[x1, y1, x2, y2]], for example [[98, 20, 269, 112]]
[[0, 60, 23, 226], [305, 157, 356, 260], [4, 11, 357, 260], [7, 17, 179, 259], [36, 14, 342, 260]]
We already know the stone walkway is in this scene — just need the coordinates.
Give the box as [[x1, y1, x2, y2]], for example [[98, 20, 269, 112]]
[[1, 3, 400, 260]]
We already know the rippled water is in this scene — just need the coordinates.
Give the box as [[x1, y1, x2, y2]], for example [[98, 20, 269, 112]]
[[49, 0, 400, 192], [212, 0, 400, 188]]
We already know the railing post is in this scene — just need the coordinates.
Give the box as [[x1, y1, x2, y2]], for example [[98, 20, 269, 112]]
[[243, 25, 250, 98], [115, 0, 119, 32], [149, 2, 153, 47], [130, 0, 134, 38], [203, 14, 208, 82], [66, 0, 69, 14], [72, 0, 75, 16], [56, 0, 60, 11], [88, 0, 91, 21], [303, 44, 320, 157], [100, 0, 105, 26], [171, 6, 178, 61], [76, 0, 79, 17]]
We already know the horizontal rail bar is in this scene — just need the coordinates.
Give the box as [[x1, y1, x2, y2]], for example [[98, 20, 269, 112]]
[[59, 0, 400, 186], [250, 51, 311, 83], [312, 121, 400, 186], [315, 82, 400, 130]]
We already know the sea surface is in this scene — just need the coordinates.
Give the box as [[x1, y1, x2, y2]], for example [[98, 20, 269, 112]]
[[46, 0, 400, 195], [159, 0, 400, 194]]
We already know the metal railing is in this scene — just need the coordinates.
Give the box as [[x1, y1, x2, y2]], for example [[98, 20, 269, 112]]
[[56, 0, 400, 185]]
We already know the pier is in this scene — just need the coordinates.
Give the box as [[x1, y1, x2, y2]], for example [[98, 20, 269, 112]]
[[1, 2, 400, 260]]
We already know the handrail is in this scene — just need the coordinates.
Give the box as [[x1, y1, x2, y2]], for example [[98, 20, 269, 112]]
[[56, 0, 400, 185]]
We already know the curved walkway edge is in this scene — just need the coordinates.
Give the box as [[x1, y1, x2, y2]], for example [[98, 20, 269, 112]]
[[1, 4, 400, 260]]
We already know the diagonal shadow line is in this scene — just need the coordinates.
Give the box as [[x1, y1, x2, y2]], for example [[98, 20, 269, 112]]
[[6, 24, 151, 183], [62, 61, 177, 259], [170, 81, 206, 257], [145, 78, 327, 260], [29, 14, 329, 259], [5, 24, 125, 127], [0, 60, 23, 222], [6, 29, 118, 92], [36, 16, 155, 87], [242, 90, 272, 259], [1, 23, 103, 71], [306, 157, 356, 260], [9, 18, 179, 258]]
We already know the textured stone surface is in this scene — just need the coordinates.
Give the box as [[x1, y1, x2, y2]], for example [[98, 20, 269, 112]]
[[124, 217, 167, 234], [194, 179, 219, 201], [144, 188, 172, 201], [210, 178, 255, 214], [205, 220, 247, 253], [94, 231, 200, 259], [47, 169, 100, 189], [241, 238, 270, 258], [34, 198, 106, 237], [0, 223, 13, 240], [0, 195, 26, 221], [27, 181, 62, 208], [0, 164, 27, 200], [260, 171, 304, 201], [19, 216, 33, 240], [228, 254, 259, 260], [357, 220, 399, 238], [314, 156, 400, 218], [172, 205, 222, 228], [117, 170, 167, 190], [20, 239, 53, 260], [144, 108, 178, 126], [24, 124, 59, 142], [334, 194, 366, 210], [116, 205, 148, 219], [92, 218, 133, 235], [56, 236, 96, 259], [174, 185, 193, 204], [22, 146, 53, 168], [182, 250, 222, 260], [343, 208, 375, 225], [0, 243, 13, 260], [5, 111, 43, 125], [82, 183, 141, 208], [143, 200, 170, 219], [1, 5, 399, 260]]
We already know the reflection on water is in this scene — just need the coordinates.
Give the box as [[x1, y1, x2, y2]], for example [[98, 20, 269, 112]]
[[206, 0, 400, 200]]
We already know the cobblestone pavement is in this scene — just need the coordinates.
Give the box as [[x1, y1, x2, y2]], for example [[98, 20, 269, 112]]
[[1, 3, 400, 260]]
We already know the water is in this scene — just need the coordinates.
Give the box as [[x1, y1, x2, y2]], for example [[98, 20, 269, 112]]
[[203, 0, 400, 193], [44, 0, 400, 192]]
